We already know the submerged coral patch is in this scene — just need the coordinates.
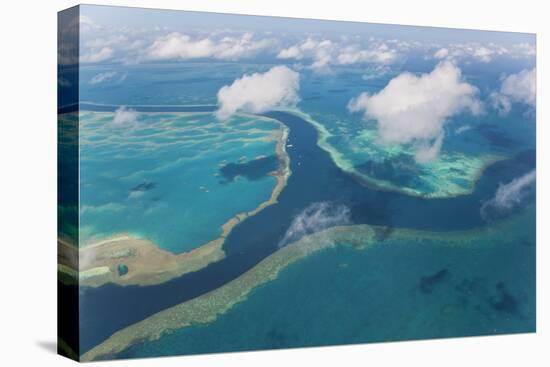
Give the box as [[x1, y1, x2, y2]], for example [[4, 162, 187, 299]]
[[219, 155, 280, 183]]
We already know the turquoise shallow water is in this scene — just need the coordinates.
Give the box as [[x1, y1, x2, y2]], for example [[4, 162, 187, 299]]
[[79, 111, 283, 252], [118, 207, 535, 357]]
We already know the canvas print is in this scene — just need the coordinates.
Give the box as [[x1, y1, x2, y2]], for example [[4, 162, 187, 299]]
[[58, 5, 536, 362]]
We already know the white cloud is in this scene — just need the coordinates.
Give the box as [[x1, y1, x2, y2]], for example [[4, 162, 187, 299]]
[[278, 202, 351, 248], [75, 22, 422, 67], [277, 37, 318, 60], [481, 170, 536, 219], [310, 40, 334, 71], [277, 38, 334, 71], [472, 46, 493, 63], [348, 61, 481, 163], [435, 44, 494, 62], [491, 68, 536, 115], [277, 37, 398, 71], [511, 42, 536, 57], [79, 28, 281, 64], [337, 44, 396, 65], [493, 170, 536, 209], [277, 45, 303, 59], [78, 15, 100, 33], [455, 125, 473, 135], [86, 35, 129, 50], [78, 18, 162, 64], [80, 47, 114, 63], [361, 65, 391, 81], [414, 132, 444, 164], [434, 48, 449, 59], [113, 106, 139, 125], [89, 71, 118, 85], [148, 33, 214, 59], [500, 68, 536, 106], [215, 66, 300, 120], [146, 32, 273, 61], [432, 42, 534, 64]]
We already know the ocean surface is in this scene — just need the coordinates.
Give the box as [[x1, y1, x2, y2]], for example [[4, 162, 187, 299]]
[[79, 60, 536, 199], [119, 207, 535, 358], [79, 110, 282, 251], [70, 61, 536, 357]]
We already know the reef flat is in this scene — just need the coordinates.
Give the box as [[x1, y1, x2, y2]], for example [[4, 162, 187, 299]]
[[280, 108, 507, 199], [58, 236, 224, 287], [81, 211, 528, 361], [59, 112, 290, 287]]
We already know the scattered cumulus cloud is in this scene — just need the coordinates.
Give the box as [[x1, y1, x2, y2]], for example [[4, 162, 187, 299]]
[[215, 66, 300, 120], [80, 47, 114, 63], [491, 68, 536, 115], [277, 37, 318, 60], [89, 71, 118, 85], [337, 43, 396, 65], [434, 47, 449, 59], [511, 42, 536, 57], [146, 32, 274, 61], [112, 106, 139, 125], [432, 42, 535, 64], [74, 15, 534, 67], [472, 46, 493, 62], [80, 18, 278, 64], [481, 170, 536, 220], [278, 38, 334, 71], [79, 15, 101, 33], [278, 202, 351, 248], [348, 61, 481, 163], [455, 125, 473, 135], [414, 132, 445, 164], [434, 44, 495, 63], [277, 45, 303, 59], [361, 65, 392, 81], [87, 34, 129, 49], [277, 37, 398, 71], [386, 38, 417, 52]]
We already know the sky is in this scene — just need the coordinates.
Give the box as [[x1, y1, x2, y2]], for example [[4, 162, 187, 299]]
[[80, 4, 535, 43], [72, 4, 535, 67]]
